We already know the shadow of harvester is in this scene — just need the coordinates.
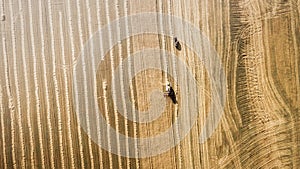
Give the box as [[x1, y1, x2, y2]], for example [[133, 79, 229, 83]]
[[168, 87, 178, 104], [174, 37, 182, 51]]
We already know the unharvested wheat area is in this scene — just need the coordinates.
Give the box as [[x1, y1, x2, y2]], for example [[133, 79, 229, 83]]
[[0, 0, 299, 168]]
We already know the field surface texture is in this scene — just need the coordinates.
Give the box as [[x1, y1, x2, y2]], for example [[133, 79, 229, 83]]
[[0, 0, 299, 168]]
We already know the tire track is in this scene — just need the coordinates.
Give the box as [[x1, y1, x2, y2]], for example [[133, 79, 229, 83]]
[[210, 1, 242, 168], [214, 0, 243, 168], [232, 1, 295, 167], [251, 1, 297, 167], [288, 2, 300, 167], [221, 120, 293, 167], [239, 119, 291, 167]]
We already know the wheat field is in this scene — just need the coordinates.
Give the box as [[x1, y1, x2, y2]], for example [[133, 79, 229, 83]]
[[0, 0, 299, 168]]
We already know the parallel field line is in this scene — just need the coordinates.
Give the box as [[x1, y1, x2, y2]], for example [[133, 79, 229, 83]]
[[57, 12, 66, 169], [199, 1, 210, 168], [19, 0, 35, 167], [104, 0, 117, 168], [46, 0, 62, 168], [157, 1, 168, 81], [119, 0, 135, 167], [178, 0, 194, 167], [84, 0, 96, 167], [123, 1, 140, 167], [102, 81, 113, 169], [38, 1, 53, 168], [114, 0, 127, 168], [0, 0, 4, 20], [74, 0, 86, 167], [1, 38, 8, 169], [3, 36, 16, 169], [15, 0, 27, 167], [95, 0, 105, 168], [289, 4, 300, 167], [65, 0, 76, 167], [8, 0, 25, 167]]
